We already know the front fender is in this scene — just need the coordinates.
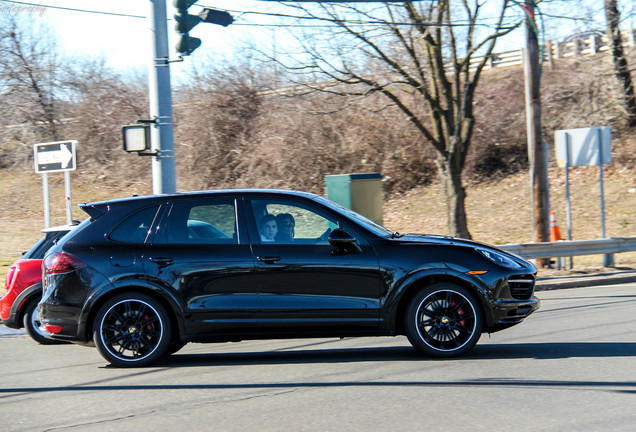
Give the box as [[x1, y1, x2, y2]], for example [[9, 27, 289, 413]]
[[382, 265, 496, 332]]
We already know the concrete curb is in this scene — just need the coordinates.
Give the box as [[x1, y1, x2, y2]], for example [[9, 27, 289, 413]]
[[0, 326, 26, 337], [536, 270, 636, 291]]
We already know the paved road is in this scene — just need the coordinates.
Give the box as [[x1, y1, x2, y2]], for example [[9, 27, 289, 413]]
[[1, 283, 635, 431]]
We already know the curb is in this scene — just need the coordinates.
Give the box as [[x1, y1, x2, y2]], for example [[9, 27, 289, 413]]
[[536, 270, 636, 291]]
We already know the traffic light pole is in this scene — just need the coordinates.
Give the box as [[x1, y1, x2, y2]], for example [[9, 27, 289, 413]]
[[149, 0, 177, 194]]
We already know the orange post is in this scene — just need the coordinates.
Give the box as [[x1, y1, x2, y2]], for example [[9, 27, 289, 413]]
[[550, 211, 563, 241]]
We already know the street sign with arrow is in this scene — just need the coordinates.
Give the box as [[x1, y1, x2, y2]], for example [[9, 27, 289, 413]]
[[33, 140, 77, 173]]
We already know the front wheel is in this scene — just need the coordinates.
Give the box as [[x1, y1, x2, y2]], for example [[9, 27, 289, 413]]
[[93, 293, 172, 367], [405, 283, 483, 357]]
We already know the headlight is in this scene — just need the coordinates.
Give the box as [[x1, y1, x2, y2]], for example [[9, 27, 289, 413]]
[[476, 248, 522, 269]]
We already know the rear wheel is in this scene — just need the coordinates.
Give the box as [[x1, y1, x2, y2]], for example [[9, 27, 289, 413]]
[[93, 293, 171, 367], [405, 283, 483, 357], [23, 298, 61, 345]]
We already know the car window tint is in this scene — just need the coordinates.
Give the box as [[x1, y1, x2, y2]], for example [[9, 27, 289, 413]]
[[252, 200, 339, 245], [110, 205, 161, 243], [167, 200, 237, 244], [23, 232, 67, 260]]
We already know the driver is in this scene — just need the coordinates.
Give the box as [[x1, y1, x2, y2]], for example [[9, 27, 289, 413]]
[[259, 215, 278, 242]]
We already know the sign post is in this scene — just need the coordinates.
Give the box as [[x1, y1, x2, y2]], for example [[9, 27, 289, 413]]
[[555, 127, 613, 267], [33, 140, 78, 227]]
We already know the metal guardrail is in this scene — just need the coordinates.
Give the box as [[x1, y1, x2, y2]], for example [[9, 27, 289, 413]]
[[499, 237, 636, 260]]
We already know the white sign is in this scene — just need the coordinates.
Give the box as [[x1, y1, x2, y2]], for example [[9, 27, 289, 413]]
[[34, 140, 77, 173], [554, 127, 611, 168]]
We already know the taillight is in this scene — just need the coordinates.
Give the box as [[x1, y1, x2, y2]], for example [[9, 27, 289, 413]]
[[5, 265, 17, 288], [43, 252, 86, 275]]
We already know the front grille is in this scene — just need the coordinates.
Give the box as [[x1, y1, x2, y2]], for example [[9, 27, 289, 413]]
[[508, 274, 535, 300]]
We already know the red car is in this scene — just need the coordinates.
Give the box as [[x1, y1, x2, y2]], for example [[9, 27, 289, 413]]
[[1, 225, 75, 344]]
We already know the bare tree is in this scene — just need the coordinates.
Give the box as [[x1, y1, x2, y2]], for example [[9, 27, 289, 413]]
[[0, 15, 64, 142], [173, 60, 265, 190], [63, 59, 150, 183], [273, 1, 520, 238], [605, 0, 636, 127]]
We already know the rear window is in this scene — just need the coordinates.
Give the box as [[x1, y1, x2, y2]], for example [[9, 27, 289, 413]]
[[109, 205, 162, 243], [23, 230, 69, 260]]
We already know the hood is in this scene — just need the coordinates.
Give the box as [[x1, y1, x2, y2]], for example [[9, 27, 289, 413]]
[[393, 233, 496, 249], [392, 233, 530, 265]]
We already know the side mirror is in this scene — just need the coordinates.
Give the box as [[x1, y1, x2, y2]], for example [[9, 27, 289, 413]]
[[328, 228, 362, 254]]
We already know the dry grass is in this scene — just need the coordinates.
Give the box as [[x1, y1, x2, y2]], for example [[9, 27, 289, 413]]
[[0, 168, 151, 297], [385, 167, 636, 241], [384, 166, 636, 272]]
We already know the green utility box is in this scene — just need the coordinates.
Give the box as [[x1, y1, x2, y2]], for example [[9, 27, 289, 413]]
[[325, 173, 383, 225]]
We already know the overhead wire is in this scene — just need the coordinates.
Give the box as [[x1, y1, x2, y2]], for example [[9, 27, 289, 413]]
[[510, 0, 546, 75], [1, 0, 522, 30], [0, 0, 145, 19]]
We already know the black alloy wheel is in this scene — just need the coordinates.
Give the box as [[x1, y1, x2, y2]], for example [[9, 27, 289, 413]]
[[93, 293, 172, 367], [405, 283, 483, 357]]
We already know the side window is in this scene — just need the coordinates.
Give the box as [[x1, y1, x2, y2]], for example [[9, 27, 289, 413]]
[[110, 205, 161, 243], [252, 199, 338, 245], [166, 199, 237, 244]]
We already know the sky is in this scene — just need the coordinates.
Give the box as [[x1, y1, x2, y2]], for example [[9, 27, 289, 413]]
[[2, 0, 631, 79], [3, 0, 291, 77]]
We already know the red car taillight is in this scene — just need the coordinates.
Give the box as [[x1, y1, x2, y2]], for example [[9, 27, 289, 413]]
[[43, 252, 86, 275]]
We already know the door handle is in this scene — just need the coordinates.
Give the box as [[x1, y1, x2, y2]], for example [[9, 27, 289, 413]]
[[257, 256, 281, 264], [149, 257, 174, 265]]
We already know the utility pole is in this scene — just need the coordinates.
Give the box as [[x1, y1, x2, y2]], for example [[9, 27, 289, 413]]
[[523, 0, 550, 262], [149, 0, 177, 194]]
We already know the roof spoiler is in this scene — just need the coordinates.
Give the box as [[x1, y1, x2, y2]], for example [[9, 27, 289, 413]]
[[79, 202, 108, 220]]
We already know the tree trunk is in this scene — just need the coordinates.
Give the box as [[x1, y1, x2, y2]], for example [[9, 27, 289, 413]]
[[437, 156, 472, 239], [275, 2, 517, 240], [605, 0, 636, 127]]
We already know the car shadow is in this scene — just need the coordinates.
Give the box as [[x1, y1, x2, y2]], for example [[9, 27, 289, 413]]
[[156, 341, 636, 368]]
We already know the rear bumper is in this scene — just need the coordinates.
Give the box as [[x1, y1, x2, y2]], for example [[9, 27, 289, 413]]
[[0, 292, 18, 324], [38, 301, 86, 342], [1, 314, 22, 329]]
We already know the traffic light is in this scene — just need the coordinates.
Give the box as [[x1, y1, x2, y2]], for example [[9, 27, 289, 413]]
[[199, 8, 233, 27], [174, 0, 202, 56], [173, 0, 233, 56]]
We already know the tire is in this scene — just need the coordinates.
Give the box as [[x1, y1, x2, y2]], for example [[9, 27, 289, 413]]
[[23, 298, 62, 345], [405, 283, 483, 357], [165, 339, 186, 356], [92, 293, 172, 367]]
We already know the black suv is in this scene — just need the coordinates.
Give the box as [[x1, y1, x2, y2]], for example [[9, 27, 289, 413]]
[[40, 190, 539, 367]]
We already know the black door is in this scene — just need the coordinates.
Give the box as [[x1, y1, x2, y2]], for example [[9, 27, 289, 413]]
[[144, 197, 257, 337], [248, 197, 382, 333]]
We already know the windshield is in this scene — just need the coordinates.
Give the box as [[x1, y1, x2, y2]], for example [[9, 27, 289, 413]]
[[313, 195, 393, 237]]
